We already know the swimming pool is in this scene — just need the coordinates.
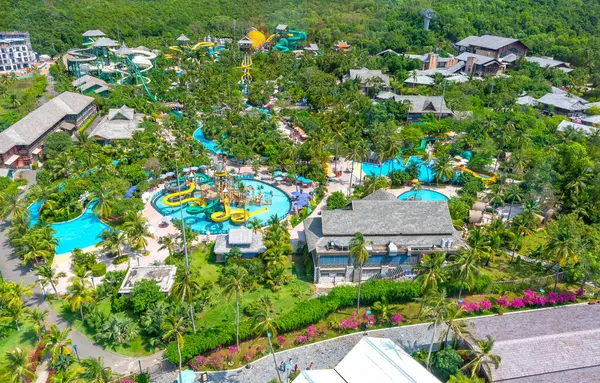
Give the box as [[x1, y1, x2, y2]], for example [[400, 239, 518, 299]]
[[152, 179, 291, 234], [193, 124, 224, 154], [398, 189, 449, 201], [362, 156, 436, 182], [28, 200, 110, 254]]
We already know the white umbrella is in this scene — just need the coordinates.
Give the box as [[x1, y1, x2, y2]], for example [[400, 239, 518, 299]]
[[162, 216, 173, 223]]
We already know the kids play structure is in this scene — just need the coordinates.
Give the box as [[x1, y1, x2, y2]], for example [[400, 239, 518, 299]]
[[66, 30, 157, 102], [160, 165, 271, 225], [166, 34, 220, 58]]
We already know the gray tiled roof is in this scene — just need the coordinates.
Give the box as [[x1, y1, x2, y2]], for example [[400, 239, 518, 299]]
[[176, 34, 190, 42], [515, 95, 537, 106], [537, 92, 587, 111], [72, 75, 110, 93], [455, 52, 499, 66], [90, 106, 143, 140], [0, 92, 94, 153], [377, 92, 453, 115], [214, 230, 266, 255], [557, 120, 596, 134], [404, 75, 434, 86], [82, 30, 105, 37], [346, 68, 390, 87], [93, 37, 118, 47], [526, 56, 566, 68], [456, 34, 521, 50]]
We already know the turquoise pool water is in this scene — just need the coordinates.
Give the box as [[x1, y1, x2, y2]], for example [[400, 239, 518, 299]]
[[398, 189, 449, 201], [28, 200, 110, 254], [152, 179, 291, 234], [362, 156, 436, 182], [193, 125, 224, 155]]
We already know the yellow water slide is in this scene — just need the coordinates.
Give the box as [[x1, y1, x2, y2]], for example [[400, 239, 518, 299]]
[[210, 198, 232, 222], [162, 182, 206, 207], [191, 41, 216, 50], [323, 162, 335, 178], [169, 46, 186, 54], [230, 207, 269, 224]]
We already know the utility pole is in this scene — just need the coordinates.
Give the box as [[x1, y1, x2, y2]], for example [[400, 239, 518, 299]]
[[438, 77, 447, 120]]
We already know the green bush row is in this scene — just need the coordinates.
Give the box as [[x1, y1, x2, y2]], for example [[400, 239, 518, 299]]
[[165, 280, 420, 363]]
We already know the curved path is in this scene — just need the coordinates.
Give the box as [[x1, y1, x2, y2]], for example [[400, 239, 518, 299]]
[[0, 188, 167, 375]]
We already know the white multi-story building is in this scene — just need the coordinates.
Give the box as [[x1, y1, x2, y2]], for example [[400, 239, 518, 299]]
[[0, 32, 37, 73]]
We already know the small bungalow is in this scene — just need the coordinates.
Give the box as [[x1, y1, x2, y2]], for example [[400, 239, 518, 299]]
[[525, 56, 573, 73], [119, 266, 177, 296], [455, 52, 506, 76], [72, 75, 110, 96], [344, 68, 390, 94], [89, 105, 144, 143], [214, 227, 266, 262], [455, 34, 529, 59], [377, 92, 453, 121], [332, 41, 351, 53]]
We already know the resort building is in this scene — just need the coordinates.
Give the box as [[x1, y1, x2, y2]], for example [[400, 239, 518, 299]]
[[332, 40, 351, 53], [536, 89, 588, 116], [0, 91, 96, 168], [89, 105, 144, 143], [455, 34, 529, 60], [293, 337, 441, 383], [0, 31, 37, 73], [525, 56, 573, 73], [72, 75, 111, 96], [119, 266, 177, 296], [344, 68, 390, 94], [377, 92, 453, 121], [455, 52, 506, 76], [377, 50, 460, 73], [214, 227, 266, 262], [303, 189, 465, 283]]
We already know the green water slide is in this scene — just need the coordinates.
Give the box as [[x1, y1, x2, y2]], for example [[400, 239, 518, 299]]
[[418, 137, 440, 150], [124, 57, 157, 102], [186, 199, 220, 215], [273, 29, 307, 52]]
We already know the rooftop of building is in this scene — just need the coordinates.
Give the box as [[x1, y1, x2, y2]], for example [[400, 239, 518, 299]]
[[82, 30, 105, 37], [119, 265, 177, 294], [176, 34, 190, 42], [377, 92, 453, 115], [455, 52, 502, 66], [72, 75, 110, 94], [214, 227, 266, 255], [456, 34, 527, 50], [0, 92, 94, 154], [537, 92, 588, 111], [346, 68, 390, 86], [557, 120, 597, 134], [89, 105, 143, 140], [93, 37, 118, 47], [525, 56, 572, 72]]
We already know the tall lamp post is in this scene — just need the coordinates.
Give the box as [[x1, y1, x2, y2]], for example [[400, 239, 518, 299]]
[[73, 344, 80, 362]]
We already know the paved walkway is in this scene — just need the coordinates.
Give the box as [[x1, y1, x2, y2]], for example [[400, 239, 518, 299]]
[[151, 303, 600, 383]]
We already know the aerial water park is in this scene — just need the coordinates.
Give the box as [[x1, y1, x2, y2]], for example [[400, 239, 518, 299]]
[[166, 34, 226, 59], [152, 163, 291, 234], [66, 29, 158, 102]]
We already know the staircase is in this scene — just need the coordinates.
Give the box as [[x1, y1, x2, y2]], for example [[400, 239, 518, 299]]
[[368, 266, 405, 281]]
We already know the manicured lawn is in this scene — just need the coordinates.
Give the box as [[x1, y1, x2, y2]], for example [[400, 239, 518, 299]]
[[519, 230, 548, 255], [0, 324, 37, 361], [484, 252, 550, 281], [190, 246, 221, 284], [49, 298, 159, 357]]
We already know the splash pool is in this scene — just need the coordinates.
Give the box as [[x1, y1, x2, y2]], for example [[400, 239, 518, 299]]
[[28, 200, 110, 254], [152, 179, 291, 234], [398, 189, 449, 201], [362, 156, 436, 182], [193, 124, 224, 155]]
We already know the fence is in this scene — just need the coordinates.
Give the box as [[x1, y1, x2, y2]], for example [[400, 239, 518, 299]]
[[492, 272, 565, 286]]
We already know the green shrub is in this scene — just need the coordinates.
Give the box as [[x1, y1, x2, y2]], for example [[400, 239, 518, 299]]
[[326, 191, 347, 210], [112, 255, 129, 265], [433, 346, 463, 381], [73, 248, 98, 271], [130, 280, 165, 314], [91, 262, 107, 277]]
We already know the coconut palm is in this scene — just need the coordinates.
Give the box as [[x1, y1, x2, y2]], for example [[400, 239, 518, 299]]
[[91, 187, 117, 219], [349, 232, 370, 315], [36, 264, 67, 298], [504, 183, 523, 219], [509, 213, 535, 264], [452, 251, 482, 299], [0, 188, 29, 221], [421, 289, 452, 369], [413, 253, 446, 294], [1, 302, 29, 331], [43, 324, 72, 365], [545, 221, 579, 292], [122, 211, 152, 252], [17, 232, 52, 267], [459, 335, 502, 380], [251, 305, 282, 383], [433, 156, 455, 185], [77, 357, 116, 383], [161, 315, 187, 383], [171, 270, 200, 333], [219, 264, 249, 349], [5, 280, 33, 308], [439, 305, 470, 347], [64, 278, 95, 321], [98, 228, 126, 258], [49, 366, 81, 383], [466, 227, 491, 262], [30, 308, 49, 341], [158, 235, 176, 262], [0, 348, 36, 383], [248, 217, 264, 234]]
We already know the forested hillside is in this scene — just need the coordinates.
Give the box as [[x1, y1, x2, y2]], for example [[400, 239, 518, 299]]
[[2, 0, 600, 72]]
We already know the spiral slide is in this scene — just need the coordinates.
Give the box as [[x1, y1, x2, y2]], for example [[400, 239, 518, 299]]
[[230, 207, 268, 224], [211, 198, 232, 222], [187, 199, 219, 215], [162, 182, 206, 207]]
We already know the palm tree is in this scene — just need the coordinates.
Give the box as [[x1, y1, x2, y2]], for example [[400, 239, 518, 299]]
[[413, 253, 446, 294], [248, 217, 264, 234], [122, 211, 152, 253], [158, 235, 176, 262], [1, 302, 29, 331], [0, 188, 29, 221], [161, 315, 187, 383], [545, 222, 578, 292], [98, 228, 126, 258], [467, 227, 491, 262], [171, 270, 200, 333], [77, 357, 116, 383], [36, 264, 66, 298], [433, 156, 455, 185], [452, 251, 482, 299], [92, 187, 117, 219], [17, 232, 51, 267], [349, 232, 370, 315], [509, 214, 534, 263], [30, 308, 49, 341], [0, 348, 36, 383], [43, 324, 72, 365], [439, 305, 470, 347], [504, 183, 523, 219], [459, 335, 502, 380], [5, 280, 33, 308], [220, 264, 249, 349], [49, 366, 81, 383], [251, 305, 282, 383], [64, 278, 95, 321], [421, 289, 452, 369]]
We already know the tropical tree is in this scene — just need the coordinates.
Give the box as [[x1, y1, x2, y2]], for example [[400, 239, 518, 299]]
[[349, 232, 370, 314], [99, 314, 138, 345], [421, 289, 452, 369], [248, 217, 264, 233], [98, 228, 126, 258], [77, 357, 116, 383], [251, 304, 282, 383], [439, 305, 470, 347], [158, 235, 176, 261], [504, 183, 523, 219], [413, 253, 446, 294], [0, 348, 36, 383], [43, 324, 72, 365], [36, 264, 66, 298], [1, 301, 29, 331], [171, 270, 201, 333], [91, 186, 117, 219], [122, 211, 152, 253], [4, 281, 33, 308], [161, 315, 187, 383], [219, 264, 249, 349], [545, 215, 580, 292], [64, 278, 95, 321], [452, 251, 482, 299], [30, 308, 49, 341], [17, 232, 52, 267], [466, 227, 491, 262], [0, 188, 29, 221], [459, 335, 502, 380], [433, 156, 455, 185], [509, 214, 535, 263]]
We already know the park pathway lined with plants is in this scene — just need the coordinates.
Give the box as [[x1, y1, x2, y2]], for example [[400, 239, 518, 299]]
[[0, 219, 167, 375], [150, 303, 600, 383]]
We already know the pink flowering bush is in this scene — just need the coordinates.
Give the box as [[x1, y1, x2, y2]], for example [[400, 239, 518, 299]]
[[243, 348, 257, 362], [189, 356, 207, 371], [306, 325, 317, 338], [117, 378, 136, 383], [339, 313, 361, 330], [362, 311, 375, 329], [576, 288, 585, 298], [459, 299, 492, 313], [296, 335, 308, 344], [390, 313, 404, 325], [496, 296, 510, 308], [510, 298, 525, 309], [277, 335, 286, 345], [478, 299, 492, 311]]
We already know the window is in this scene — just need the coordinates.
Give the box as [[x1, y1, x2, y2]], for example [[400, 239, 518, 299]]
[[367, 255, 385, 265], [319, 256, 349, 265]]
